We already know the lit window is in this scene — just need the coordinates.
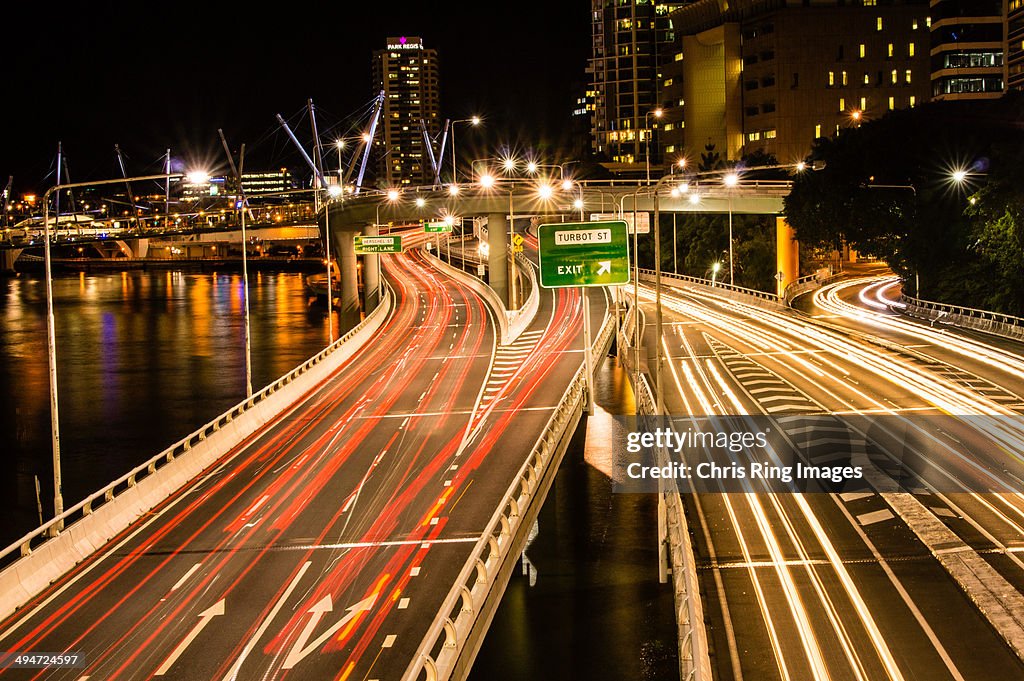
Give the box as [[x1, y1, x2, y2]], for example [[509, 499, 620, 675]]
[[748, 132, 761, 142], [665, 145, 676, 152], [839, 97, 846, 112], [829, 71, 835, 86], [675, 52, 683, 62], [664, 78, 674, 87], [909, 95, 916, 106], [905, 69, 912, 83], [765, 129, 777, 139], [877, 17, 883, 31], [909, 43, 915, 57], [926, 17, 931, 27], [859, 44, 866, 59], [815, 124, 822, 137], [863, 72, 870, 85], [860, 96, 867, 110], [912, 19, 918, 30], [842, 71, 848, 86], [888, 43, 894, 57], [888, 96, 895, 109]]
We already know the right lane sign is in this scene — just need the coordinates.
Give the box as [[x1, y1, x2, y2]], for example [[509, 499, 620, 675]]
[[537, 220, 630, 288]]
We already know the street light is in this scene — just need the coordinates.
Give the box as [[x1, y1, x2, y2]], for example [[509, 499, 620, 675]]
[[645, 108, 664, 185], [41, 171, 183, 533], [723, 171, 739, 285], [450, 116, 482, 184], [711, 261, 721, 286]]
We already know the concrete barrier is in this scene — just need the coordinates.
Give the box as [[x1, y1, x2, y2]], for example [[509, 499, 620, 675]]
[[423, 246, 539, 345], [0, 285, 395, 620]]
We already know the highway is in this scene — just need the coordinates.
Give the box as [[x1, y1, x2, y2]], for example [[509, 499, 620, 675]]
[[636, 275, 1024, 681], [0, 227, 605, 680]]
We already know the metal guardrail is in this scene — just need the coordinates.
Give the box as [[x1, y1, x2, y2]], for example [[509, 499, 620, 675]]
[[633, 375, 713, 681], [636, 267, 782, 305], [0, 285, 394, 566], [900, 293, 1024, 342], [404, 305, 615, 681], [782, 268, 842, 305]]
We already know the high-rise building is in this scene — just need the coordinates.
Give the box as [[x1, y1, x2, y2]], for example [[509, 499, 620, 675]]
[[665, 0, 930, 164], [587, 1, 685, 175], [930, 0, 1005, 99], [372, 36, 441, 187], [241, 168, 297, 196], [1009, 0, 1024, 90]]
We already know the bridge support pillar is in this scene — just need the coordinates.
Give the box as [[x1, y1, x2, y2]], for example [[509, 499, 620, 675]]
[[362, 223, 380, 311], [487, 212, 509, 307], [1, 249, 22, 275], [336, 229, 361, 330], [775, 217, 799, 297], [130, 238, 149, 258]]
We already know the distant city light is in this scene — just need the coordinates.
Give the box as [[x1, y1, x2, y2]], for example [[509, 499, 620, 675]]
[[327, 185, 343, 197], [186, 170, 210, 185]]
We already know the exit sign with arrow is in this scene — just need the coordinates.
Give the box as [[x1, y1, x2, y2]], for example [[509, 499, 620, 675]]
[[537, 220, 630, 288]]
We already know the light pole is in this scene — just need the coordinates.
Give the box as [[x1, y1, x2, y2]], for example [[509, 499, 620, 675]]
[[218, 130, 254, 398], [41, 171, 184, 533], [450, 116, 481, 184], [723, 171, 739, 285], [645, 108, 663, 185]]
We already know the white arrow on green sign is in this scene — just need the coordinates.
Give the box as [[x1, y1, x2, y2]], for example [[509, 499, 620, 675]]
[[537, 220, 630, 288], [354, 235, 402, 254]]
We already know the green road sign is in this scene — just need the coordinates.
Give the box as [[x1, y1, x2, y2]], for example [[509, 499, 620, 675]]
[[537, 220, 630, 288], [354, 235, 402, 254], [423, 221, 453, 233]]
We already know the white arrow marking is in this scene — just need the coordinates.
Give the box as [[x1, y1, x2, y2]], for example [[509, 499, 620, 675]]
[[597, 261, 611, 275], [222, 561, 312, 681], [154, 598, 225, 675], [281, 593, 377, 670]]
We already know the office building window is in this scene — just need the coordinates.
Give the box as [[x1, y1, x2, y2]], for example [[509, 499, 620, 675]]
[[859, 44, 866, 58], [863, 72, 870, 85], [815, 124, 822, 138], [891, 69, 898, 84], [888, 43, 894, 58], [909, 95, 916, 106], [905, 69, 912, 84], [888, 96, 895, 109], [908, 42, 915, 57], [860, 96, 867, 110], [877, 17, 883, 31], [839, 97, 846, 111], [829, 71, 835, 86]]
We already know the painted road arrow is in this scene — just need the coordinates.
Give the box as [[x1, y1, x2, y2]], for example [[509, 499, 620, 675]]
[[154, 599, 225, 676], [281, 593, 378, 670]]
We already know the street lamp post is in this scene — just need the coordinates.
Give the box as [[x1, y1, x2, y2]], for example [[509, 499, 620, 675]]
[[645, 108, 663, 185], [450, 116, 481, 184], [41, 171, 183, 533], [723, 172, 739, 285]]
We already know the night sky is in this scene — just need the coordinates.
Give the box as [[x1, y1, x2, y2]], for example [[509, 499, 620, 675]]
[[3, 2, 591, 194]]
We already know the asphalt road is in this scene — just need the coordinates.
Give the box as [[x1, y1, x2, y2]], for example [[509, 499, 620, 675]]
[[0, 227, 606, 681], [637, 276, 1024, 681]]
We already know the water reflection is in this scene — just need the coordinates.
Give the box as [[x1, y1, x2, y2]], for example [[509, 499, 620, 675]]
[[0, 271, 333, 546]]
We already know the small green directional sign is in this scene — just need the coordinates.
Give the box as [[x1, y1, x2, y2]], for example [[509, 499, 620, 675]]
[[537, 220, 630, 288], [423, 221, 453, 233], [354, 235, 402, 254]]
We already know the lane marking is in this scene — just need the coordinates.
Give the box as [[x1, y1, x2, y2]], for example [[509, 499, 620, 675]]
[[398, 598, 410, 610], [410, 567, 421, 577], [857, 509, 895, 526], [170, 563, 202, 592], [382, 634, 397, 648]]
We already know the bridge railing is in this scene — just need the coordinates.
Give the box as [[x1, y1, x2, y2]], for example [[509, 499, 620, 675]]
[[782, 267, 842, 305], [900, 292, 1024, 342], [404, 303, 616, 681], [633, 374, 714, 681], [636, 267, 783, 308], [0, 285, 394, 571]]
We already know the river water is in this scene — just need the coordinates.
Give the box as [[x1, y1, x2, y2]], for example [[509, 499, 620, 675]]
[[0, 270, 334, 545]]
